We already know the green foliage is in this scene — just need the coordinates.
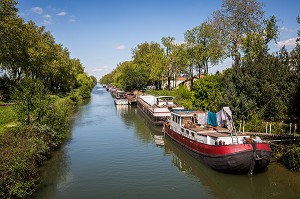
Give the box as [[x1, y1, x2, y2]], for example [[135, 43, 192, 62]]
[[184, 22, 225, 75], [11, 78, 51, 125], [174, 85, 192, 99], [0, 2, 86, 96], [145, 89, 175, 97], [0, 105, 17, 134], [281, 145, 300, 171], [132, 42, 166, 87], [0, 126, 50, 198], [40, 97, 76, 148], [0, 91, 80, 198], [78, 85, 92, 99], [0, 74, 14, 101], [192, 75, 222, 112]]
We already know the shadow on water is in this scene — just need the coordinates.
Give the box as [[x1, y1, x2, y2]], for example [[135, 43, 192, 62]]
[[33, 86, 100, 199], [115, 104, 162, 144], [163, 132, 300, 199]]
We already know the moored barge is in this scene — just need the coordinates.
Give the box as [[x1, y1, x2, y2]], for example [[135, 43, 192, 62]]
[[137, 95, 183, 125], [163, 109, 272, 175]]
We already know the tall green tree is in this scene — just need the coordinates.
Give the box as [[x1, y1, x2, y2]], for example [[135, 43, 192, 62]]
[[11, 78, 51, 125], [132, 41, 165, 88], [192, 75, 222, 112], [161, 36, 175, 90], [241, 15, 279, 61], [212, 0, 265, 67], [0, 0, 27, 79], [184, 22, 225, 76]]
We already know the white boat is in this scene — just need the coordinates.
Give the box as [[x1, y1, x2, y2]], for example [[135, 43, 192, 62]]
[[137, 95, 183, 125], [114, 90, 128, 105]]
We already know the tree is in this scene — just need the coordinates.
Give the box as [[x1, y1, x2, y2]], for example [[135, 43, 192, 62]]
[[241, 15, 279, 61], [132, 42, 165, 88], [212, 0, 265, 67], [11, 78, 51, 125], [0, 0, 27, 80], [184, 22, 225, 76], [192, 75, 222, 112], [297, 16, 300, 42], [161, 36, 175, 90]]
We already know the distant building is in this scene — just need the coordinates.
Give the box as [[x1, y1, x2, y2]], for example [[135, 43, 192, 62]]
[[162, 75, 205, 90]]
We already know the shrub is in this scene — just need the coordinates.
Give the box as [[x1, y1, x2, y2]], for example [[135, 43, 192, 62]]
[[78, 85, 92, 99], [0, 125, 51, 198], [281, 145, 300, 171]]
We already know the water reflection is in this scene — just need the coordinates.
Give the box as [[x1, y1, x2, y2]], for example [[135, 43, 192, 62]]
[[163, 136, 300, 199], [34, 145, 71, 198], [115, 104, 162, 144]]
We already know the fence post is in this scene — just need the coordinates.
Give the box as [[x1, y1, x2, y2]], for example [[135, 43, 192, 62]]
[[290, 123, 292, 134], [266, 122, 268, 133], [243, 120, 245, 133], [269, 123, 272, 134], [295, 124, 297, 136]]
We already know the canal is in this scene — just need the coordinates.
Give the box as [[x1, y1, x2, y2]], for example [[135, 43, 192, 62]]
[[35, 85, 300, 199]]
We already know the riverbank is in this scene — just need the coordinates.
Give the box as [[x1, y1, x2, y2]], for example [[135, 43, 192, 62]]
[[0, 89, 91, 198]]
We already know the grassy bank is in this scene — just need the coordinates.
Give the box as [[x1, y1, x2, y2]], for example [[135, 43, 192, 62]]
[[0, 89, 88, 198], [0, 105, 17, 135]]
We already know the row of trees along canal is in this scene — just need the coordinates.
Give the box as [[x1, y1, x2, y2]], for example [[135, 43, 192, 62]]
[[0, 0, 97, 198], [100, 0, 300, 171]]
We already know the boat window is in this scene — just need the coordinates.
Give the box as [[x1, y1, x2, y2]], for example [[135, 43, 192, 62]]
[[181, 128, 184, 132], [186, 130, 189, 135], [191, 132, 195, 137]]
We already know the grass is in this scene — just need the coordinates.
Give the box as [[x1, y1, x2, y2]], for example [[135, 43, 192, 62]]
[[0, 105, 18, 134]]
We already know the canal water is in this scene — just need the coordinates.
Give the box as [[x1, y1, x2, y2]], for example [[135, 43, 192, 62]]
[[35, 85, 300, 199]]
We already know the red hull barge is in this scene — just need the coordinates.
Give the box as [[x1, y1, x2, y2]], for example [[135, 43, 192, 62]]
[[163, 110, 272, 175]]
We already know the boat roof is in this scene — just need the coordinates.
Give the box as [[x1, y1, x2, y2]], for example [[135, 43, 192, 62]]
[[156, 96, 175, 99], [116, 90, 126, 93], [139, 95, 156, 105], [171, 110, 204, 116]]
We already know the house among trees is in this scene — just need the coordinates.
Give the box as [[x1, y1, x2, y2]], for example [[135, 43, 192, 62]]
[[161, 75, 205, 90]]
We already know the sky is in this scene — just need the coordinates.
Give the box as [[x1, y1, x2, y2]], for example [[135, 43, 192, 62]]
[[17, 0, 300, 80]]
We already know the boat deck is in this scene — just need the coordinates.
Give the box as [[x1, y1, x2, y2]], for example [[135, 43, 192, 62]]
[[185, 124, 233, 138]]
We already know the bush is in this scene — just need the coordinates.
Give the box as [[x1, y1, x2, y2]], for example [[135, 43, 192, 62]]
[[41, 97, 76, 148], [0, 125, 51, 198], [281, 145, 300, 171], [11, 78, 51, 125], [78, 85, 92, 99]]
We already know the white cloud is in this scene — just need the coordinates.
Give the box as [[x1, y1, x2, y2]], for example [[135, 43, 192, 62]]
[[31, 7, 43, 14], [42, 19, 53, 25], [280, 26, 289, 32], [92, 68, 104, 72], [276, 38, 298, 47], [280, 26, 297, 33], [114, 45, 126, 50], [57, 11, 67, 16], [43, 14, 52, 19]]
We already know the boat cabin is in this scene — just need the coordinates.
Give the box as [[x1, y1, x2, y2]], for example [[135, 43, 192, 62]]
[[115, 91, 126, 99], [167, 110, 249, 145]]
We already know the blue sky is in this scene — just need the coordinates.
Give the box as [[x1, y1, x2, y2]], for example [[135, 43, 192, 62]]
[[17, 0, 300, 80]]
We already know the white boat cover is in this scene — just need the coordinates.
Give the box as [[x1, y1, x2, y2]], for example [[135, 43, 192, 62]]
[[217, 107, 234, 132]]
